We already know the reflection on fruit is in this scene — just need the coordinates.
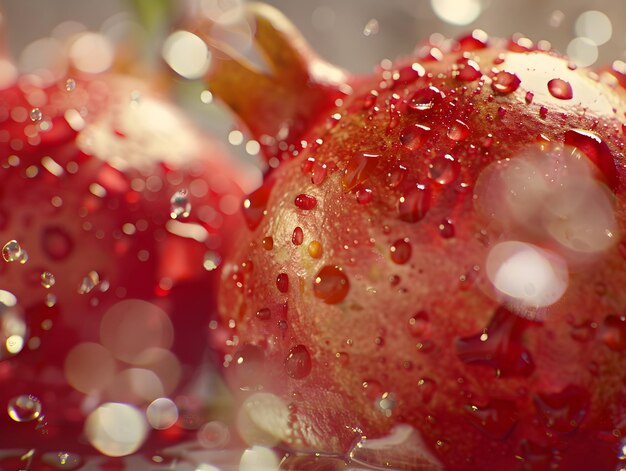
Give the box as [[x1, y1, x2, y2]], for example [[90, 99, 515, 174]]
[[0, 28, 250, 463], [201, 5, 626, 470]]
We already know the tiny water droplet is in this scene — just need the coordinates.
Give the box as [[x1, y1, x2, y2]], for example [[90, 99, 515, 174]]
[[547, 78, 573, 100], [30, 108, 42, 122], [276, 273, 289, 293], [292, 227, 304, 246], [2, 240, 22, 262], [262, 236, 274, 251], [313, 266, 350, 304], [417, 378, 437, 404], [45, 293, 57, 307], [78, 271, 100, 294], [7, 395, 42, 422], [439, 219, 455, 238], [491, 71, 521, 94], [285, 344, 312, 379], [390, 238, 412, 264], [40, 272, 55, 288], [408, 311, 430, 337], [170, 189, 191, 219]]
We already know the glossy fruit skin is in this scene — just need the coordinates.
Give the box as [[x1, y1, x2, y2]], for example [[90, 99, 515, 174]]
[[0, 72, 245, 457], [215, 37, 626, 470]]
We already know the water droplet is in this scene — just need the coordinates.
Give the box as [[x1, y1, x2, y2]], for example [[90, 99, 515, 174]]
[[455, 306, 536, 377], [203, 251, 222, 271], [313, 266, 350, 304], [262, 236, 274, 251], [292, 227, 303, 246], [169, 189, 191, 219], [285, 344, 312, 379], [311, 163, 327, 185], [42, 226, 73, 260], [308, 240, 323, 258], [491, 71, 521, 94], [439, 219, 455, 238], [525, 91, 534, 103], [539, 106, 548, 118], [377, 392, 396, 417], [398, 184, 431, 223], [256, 308, 271, 320], [45, 293, 57, 307], [29, 108, 42, 122], [294, 194, 317, 210], [547, 78, 573, 100], [447, 120, 470, 142], [408, 86, 445, 111], [564, 128, 618, 189], [7, 395, 42, 422], [456, 59, 482, 82], [233, 344, 266, 390], [465, 399, 518, 439], [342, 152, 380, 191], [533, 385, 589, 433], [390, 238, 412, 264], [570, 320, 597, 342], [392, 63, 425, 87], [65, 78, 76, 92], [400, 124, 430, 151], [43, 451, 81, 468], [408, 311, 430, 337], [276, 273, 289, 293], [243, 182, 274, 231], [356, 188, 373, 204], [40, 271, 55, 288], [417, 378, 437, 404], [78, 271, 100, 294], [457, 30, 489, 50], [429, 154, 460, 185], [2, 240, 23, 262], [600, 315, 626, 351], [386, 164, 408, 188]]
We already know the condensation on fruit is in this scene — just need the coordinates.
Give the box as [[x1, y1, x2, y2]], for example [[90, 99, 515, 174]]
[[170, 189, 192, 219], [7, 394, 42, 422]]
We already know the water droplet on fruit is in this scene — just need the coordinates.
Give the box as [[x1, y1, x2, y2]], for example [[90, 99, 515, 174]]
[[491, 71, 521, 94], [428, 154, 460, 185], [408, 86, 444, 111], [400, 124, 430, 151], [455, 306, 536, 377], [357, 188, 373, 204], [294, 194, 317, 210], [547, 78, 573, 99], [308, 240, 323, 258], [564, 128, 618, 189], [525, 91, 534, 103], [343, 152, 380, 191], [40, 271, 55, 289], [417, 378, 437, 404], [65, 78, 76, 92], [390, 238, 412, 264], [533, 385, 589, 433], [408, 311, 430, 337], [457, 30, 489, 50], [169, 189, 191, 219], [45, 293, 57, 307], [392, 63, 425, 87], [276, 273, 289, 293], [262, 236, 274, 251], [600, 315, 626, 351], [243, 182, 274, 231], [292, 227, 303, 246], [447, 120, 470, 141], [29, 108, 42, 122], [311, 163, 327, 185], [313, 266, 350, 304], [377, 392, 396, 417], [456, 59, 482, 82], [2, 240, 23, 262], [386, 164, 408, 188], [7, 395, 42, 422], [570, 320, 597, 342], [78, 271, 100, 294], [465, 399, 518, 439], [439, 219, 455, 238], [203, 251, 222, 271], [285, 345, 312, 379], [42, 226, 73, 260], [398, 184, 431, 222]]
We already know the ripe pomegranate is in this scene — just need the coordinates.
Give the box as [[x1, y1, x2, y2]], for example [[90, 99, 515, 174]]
[[0, 29, 249, 463], [197, 5, 626, 470]]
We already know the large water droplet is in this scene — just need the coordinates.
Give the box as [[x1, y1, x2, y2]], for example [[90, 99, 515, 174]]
[[343, 152, 380, 191], [398, 184, 431, 222], [400, 124, 430, 151], [428, 154, 460, 185], [390, 238, 412, 264], [491, 71, 521, 94], [78, 271, 100, 294], [2, 240, 24, 263], [313, 266, 350, 304], [7, 395, 42, 422], [285, 345, 312, 379], [294, 194, 317, 210], [446, 120, 470, 141], [456, 59, 482, 82], [533, 385, 589, 433], [564, 128, 618, 189], [408, 86, 445, 111], [169, 189, 191, 219], [547, 78, 573, 100]]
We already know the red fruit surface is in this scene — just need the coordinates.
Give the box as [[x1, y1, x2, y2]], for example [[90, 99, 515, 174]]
[[207, 8, 626, 471], [0, 65, 247, 459]]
